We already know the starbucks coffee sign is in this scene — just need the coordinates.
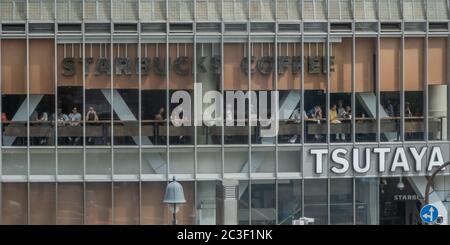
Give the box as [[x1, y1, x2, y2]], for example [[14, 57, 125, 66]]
[[61, 55, 335, 76]]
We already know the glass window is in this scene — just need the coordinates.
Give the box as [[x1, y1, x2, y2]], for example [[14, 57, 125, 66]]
[[278, 179, 301, 225], [304, 43, 327, 143], [197, 147, 221, 175], [404, 38, 425, 141], [141, 43, 167, 146], [176, 181, 195, 225], [250, 42, 275, 145], [304, 179, 328, 225], [330, 38, 352, 143], [251, 180, 276, 225], [169, 148, 194, 176], [380, 38, 401, 142], [355, 178, 379, 225], [141, 148, 167, 176], [114, 148, 139, 175], [197, 43, 222, 145], [224, 43, 249, 145], [224, 147, 249, 175], [85, 42, 112, 147], [168, 42, 194, 146], [330, 178, 353, 225], [278, 43, 302, 145], [238, 180, 250, 225], [278, 147, 300, 173], [58, 148, 83, 175], [428, 38, 448, 141], [29, 39, 56, 146], [112, 43, 139, 146], [251, 147, 275, 174], [197, 181, 218, 225], [1, 148, 27, 175], [355, 38, 377, 142], [30, 148, 56, 175], [86, 148, 112, 175], [57, 42, 84, 146], [2, 39, 27, 147]]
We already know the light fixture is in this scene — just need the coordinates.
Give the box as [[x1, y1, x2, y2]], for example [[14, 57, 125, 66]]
[[397, 177, 405, 190], [163, 176, 186, 225]]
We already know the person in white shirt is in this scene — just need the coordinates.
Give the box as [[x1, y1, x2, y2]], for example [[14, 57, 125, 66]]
[[288, 107, 308, 143]]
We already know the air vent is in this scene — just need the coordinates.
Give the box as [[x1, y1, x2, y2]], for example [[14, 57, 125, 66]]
[[223, 186, 238, 199], [196, 23, 221, 33], [224, 23, 247, 33], [114, 23, 138, 33], [169, 23, 193, 33], [330, 23, 352, 32], [278, 24, 300, 33], [58, 24, 82, 33], [251, 23, 275, 33], [1, 24, 26, 34], [404, 22, 425, 32], [29, 23, 54, 34], [85, 23, 111, 34], [381, 23, 401, 32], [429, 22, 449, 32], [304, 23, 327, 33], [355, 22, 378, 32], [141, 23, 166, 33]]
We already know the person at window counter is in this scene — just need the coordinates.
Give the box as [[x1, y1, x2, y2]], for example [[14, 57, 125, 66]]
[[384, 99, 395, 117], [86, 106, 99, 144], [154, 107, 165, 144], [154, 107, 165, 121], [288, 106, 307, 143], [68, 106, 82, 145], [37, 112, 49, 145]]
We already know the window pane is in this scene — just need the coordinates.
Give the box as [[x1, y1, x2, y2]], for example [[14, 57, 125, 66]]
[[304, 179, 327, 225], [380, 38, 401, 142], [355, 178, 379, 225], [355, 38, 377, 142], [428, 38, 448, 141], [197, 43, 222, 145], [278, 179, 301, 225], [330, 178, 353, 225], [251, 180, 276, 225]]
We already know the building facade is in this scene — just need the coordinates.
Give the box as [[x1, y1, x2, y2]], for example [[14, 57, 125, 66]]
[[0, 0, 450, 225]]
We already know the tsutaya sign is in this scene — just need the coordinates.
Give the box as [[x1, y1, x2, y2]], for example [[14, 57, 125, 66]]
[[307, 146, 449, 176]]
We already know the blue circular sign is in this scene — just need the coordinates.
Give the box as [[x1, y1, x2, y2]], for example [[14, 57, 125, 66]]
[[420, 204, 439, 224]]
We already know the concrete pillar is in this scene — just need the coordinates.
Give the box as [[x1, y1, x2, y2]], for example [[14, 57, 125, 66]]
[[216, 179, 239, 225]]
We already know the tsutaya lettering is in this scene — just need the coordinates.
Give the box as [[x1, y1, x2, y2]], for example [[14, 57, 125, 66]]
[[61, 55, 335, 76], [311, 146, 445, 174]]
